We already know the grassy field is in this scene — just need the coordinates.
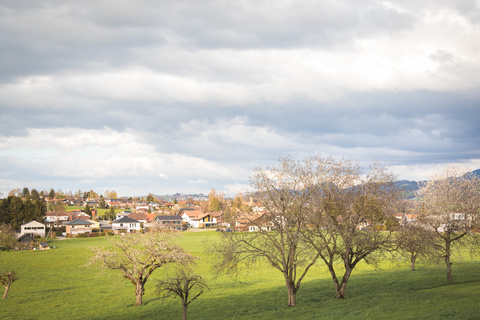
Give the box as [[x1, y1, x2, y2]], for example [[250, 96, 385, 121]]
[[1, 232, 479, 319]]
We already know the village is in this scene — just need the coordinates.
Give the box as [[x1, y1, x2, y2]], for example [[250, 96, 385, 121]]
[[13, 190, 427, 251], [13, 191, 275, 248]]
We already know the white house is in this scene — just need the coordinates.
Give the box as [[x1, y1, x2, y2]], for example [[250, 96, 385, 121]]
[[112, 217, 141, 233], [181, 210, 203, 226], [20, 220, 46, 238]]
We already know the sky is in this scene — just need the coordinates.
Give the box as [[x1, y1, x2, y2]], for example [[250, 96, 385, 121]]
[[1, 0, 479, 198]]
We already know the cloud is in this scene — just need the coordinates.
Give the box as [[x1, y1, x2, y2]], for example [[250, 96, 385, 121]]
[[158, 173, 168, 180], [0, 0, 479, 196]]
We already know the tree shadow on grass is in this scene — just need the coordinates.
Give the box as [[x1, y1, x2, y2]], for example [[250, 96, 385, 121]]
[[89, 262, 480, 320]]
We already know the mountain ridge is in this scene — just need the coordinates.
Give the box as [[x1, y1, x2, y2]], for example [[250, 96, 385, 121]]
[[396, 169, 480, 199]]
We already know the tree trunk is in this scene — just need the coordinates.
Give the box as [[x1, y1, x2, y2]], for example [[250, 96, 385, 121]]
[[336, 266, 353, 299], [183, 303, 187, 320], [3, 284, 10, 299], [445, 253, 452, 283], [134, 281, 145, 306], [285, 280, 296, 307], [410, 253, 417, 271], [445, 240, 452, 283]]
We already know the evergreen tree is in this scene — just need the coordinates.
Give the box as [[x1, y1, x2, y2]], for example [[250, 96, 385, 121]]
[[30, 189, 40, 201], [85, 204, 92, 216], [8, 196, 25, 229], [34, 199, 47, 223], [21, 187, 30, 199]]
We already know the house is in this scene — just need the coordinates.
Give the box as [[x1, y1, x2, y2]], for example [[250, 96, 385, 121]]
[[395, 213, 418, 226], [98, 221, 112, 232], [136, 205, 150, 211], [181, 210, 203, 226], [209, 211, 224, 223], [20, 220, 46, 238], [71, 211, 91, 220], [45, 212, 71, 226], [17, 233, 35, 244], [145, 213, 157, 222], [87, 220, 100, 230], [235, 213, 273, 232], [116, 211, 133, 220], [112, 217, 141, 233], [65, 219, 93, 235], [150, 215, 184, 230], [190, 213, 216, 228], [127, 212, 148, 223]]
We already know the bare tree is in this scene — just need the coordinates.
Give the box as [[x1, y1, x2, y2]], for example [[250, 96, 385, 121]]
[[0, 271, 17, 299], [396, 223, 437, 271], [213, 156, 322, 307], [89, 231, 193, 306], [416, 165, 480, 282], [156, 267, 208, 320], [305, 159, 401, 299]]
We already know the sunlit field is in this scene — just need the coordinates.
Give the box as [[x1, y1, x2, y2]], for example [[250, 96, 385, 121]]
[[1, 232, 479, 319]]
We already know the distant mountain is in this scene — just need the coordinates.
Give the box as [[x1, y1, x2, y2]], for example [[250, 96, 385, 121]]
[[396, 168, 480, 199], [395, 180, 420, 199]]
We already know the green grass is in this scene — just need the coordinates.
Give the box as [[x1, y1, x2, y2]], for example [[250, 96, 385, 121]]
[[1, 232, 479, 319], [64, 206, 119, 217]]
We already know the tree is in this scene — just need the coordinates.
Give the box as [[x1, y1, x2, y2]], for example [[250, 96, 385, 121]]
[[233, 193, 243, 210], [416, 165, 480, 283], [8, 189, 20, 197], [30, 189, 40, 201], [0, 224, 17, 252], [21, 187, 30, 199], [98, 195, 106, 209], [146, 193, 155, 203], [396, 223, 437, 271], [208, 189, 221, 212], [90, 231, 193, 306], [304, 157, 401, 299], [84, 204, 92, 216], [49, 189, 55, 199], [33, 199, 47, 223], [221, 204, 238, 230], [86, 189, 97, 199], [156, 267, 208, 320], [55, 189, 65, 199], [6, 196, 25, 229], [108, 207, 116, 221], [214, 156, 321, 307], [0, 271, 17, 299]]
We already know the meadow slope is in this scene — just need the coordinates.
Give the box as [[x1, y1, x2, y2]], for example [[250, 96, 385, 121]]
[[0, 232, 479, 319]]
